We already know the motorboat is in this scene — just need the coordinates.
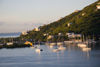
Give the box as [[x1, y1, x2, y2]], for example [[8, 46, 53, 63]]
[[77, 43, 87, 48]]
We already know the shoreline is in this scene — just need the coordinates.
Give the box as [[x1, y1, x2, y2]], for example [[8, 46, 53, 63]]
[[0, 40, 100, 49]]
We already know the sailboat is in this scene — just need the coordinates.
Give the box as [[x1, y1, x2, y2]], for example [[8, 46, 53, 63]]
[[82, 48, 91, 52], [52, 49, 60, 52], [35, 41, 43, 53], [57, 42, 64, 46], [58, 46, 66, 50]]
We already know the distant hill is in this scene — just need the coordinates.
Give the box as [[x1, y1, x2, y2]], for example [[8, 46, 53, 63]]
[[0, 32, 21, 38], [20, 0, 100, 41]]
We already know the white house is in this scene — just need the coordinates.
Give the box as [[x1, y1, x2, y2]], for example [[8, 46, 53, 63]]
[[58, 33, 62, 36], [47, 35, 54, 40], [74, 10, 80, 12], [66, 33, 81, 38], [34, 27, 40, 31], [97, 2, 100, 9], [67, 22, 72, 27], [21, 31, 28, 35], [43, 33, 48, 36], [43, 34, 47, 36], [82, 13, 85, 16]]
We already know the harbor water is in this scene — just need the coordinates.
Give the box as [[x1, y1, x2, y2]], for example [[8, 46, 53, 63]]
[[0, 44, 100, 67]]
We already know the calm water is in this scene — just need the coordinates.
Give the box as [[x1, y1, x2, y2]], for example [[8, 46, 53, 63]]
[[0, 45, 100, 67]]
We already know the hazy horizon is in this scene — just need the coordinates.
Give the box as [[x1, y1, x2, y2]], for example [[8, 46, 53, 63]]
[[0, 0, 97, 33]]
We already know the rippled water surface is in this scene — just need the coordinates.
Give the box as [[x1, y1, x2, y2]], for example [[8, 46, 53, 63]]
[[0, 45, 100, 67]]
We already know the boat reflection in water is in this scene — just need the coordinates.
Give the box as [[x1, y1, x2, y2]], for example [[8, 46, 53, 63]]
[[77, 43, 91, 52], [0, 42, 100, 67], [52, 46, 66, 52], [47, 42, 66, 52]]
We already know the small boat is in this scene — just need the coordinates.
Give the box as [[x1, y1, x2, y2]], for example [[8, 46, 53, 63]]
[[57, 42, 64, 46], [30, 46, 34, 49], [35, 49, 40, 52], [64, 41, 73, 44], [35, 41, 43, 53], [49, 45, 53, 48], [58, 46, 66, 50], [82, 48, 91, 52], [77, 43, 87, 48], [49, 42, 57, 46], [35, 48, 43, 53], [45, 42, 50, 45], [52, 49, 60, 52]]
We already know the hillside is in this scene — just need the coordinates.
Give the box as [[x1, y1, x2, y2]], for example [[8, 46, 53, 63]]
[[20, 0, 100, 42]]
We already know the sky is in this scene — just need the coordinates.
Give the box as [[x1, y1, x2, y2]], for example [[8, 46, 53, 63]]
[[0, 0, 97, 33]]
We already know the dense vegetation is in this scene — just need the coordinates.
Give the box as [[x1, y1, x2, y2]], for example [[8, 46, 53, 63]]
[[20, 1, 100, 42], [0, 43, 31, 49], [0, 38, 31, 49]]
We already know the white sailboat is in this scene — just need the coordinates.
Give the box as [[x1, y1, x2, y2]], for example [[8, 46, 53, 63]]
[[77, 42, 91, 52], [49, 45, 54, 48], [35, 41, 43, 53], [49, 42, 57, 46], [82, 48, 91, 52], [77, 43, 87, 48], [52, 49, 60, 52], [57, 42, 64, 46], [58, 46, 66, 50]]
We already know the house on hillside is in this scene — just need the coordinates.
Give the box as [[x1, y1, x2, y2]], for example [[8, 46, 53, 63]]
[[21, 31, 28, 35], [34, 27, 40, 31], [66, 32, 82, 38], [82, 13, 86, 16], [47, 35, 54, 40], [67, 22, 72, 27], [58, 33, 63, 36], [96, 2, 100, 9], [74, 10, 80, 12], [43, 33, 48, 36]]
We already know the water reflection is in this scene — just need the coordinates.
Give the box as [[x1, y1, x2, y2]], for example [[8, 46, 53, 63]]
[[47, 43, 96, 60], [0, 43, 100, 67]]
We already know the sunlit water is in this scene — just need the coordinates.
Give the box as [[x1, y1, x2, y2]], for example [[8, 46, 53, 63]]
[[0, 45, 100, 67]]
